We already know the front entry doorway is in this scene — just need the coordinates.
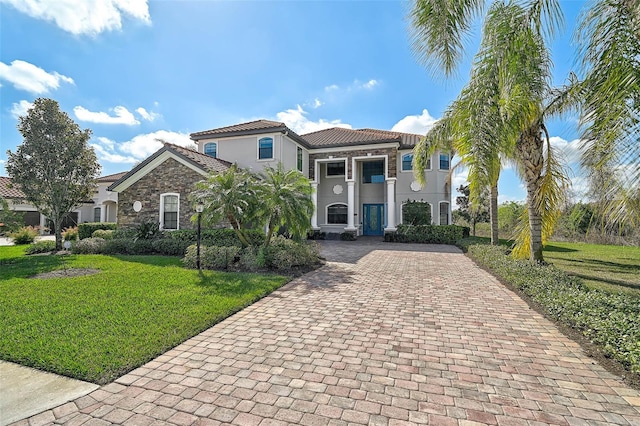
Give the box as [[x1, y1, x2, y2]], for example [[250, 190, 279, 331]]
[[363, 204, 384, 236]]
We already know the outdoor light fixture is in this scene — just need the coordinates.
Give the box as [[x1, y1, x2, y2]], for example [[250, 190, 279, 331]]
[[196, 203, 204, 270]]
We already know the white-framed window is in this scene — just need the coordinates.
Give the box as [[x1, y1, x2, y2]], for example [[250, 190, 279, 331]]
[[439, 201, 450, 225], [160, 193, 180, 230], [204, 142, 217, 158], [362, 160, 385, 183], [326, 203, 348, 224], [402, 153, 431, 171], [297, 147, 303, 172], [258, 137, 274, 160], [93, 207, 101, 223], [326, 161, 345, 177], [439, 153, 450, 170]]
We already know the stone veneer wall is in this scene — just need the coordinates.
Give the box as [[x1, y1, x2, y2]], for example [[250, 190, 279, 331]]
[[309, 147, 397, 180], [117, 157, 206, 230]]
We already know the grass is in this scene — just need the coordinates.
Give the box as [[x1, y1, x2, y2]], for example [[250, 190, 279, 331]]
[[458, 236, 640, 297], [0, 247, 288, 384], [544, 242, 640, 296]]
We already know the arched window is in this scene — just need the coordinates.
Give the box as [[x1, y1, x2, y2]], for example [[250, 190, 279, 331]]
[[327, 203, 348, 224], [204, 142, 217, 158], [439, 201, 450, 225], [160, 193, 179, 230], [258, 137, 274, 160], [402, 201, 432, 225], [401, 153, 413, 171]]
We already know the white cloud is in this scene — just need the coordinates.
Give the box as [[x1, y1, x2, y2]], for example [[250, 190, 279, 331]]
[[119, 130, 194, 159], [74, 105, 140, 125], [0, 60, 74, 94], [0, 0, 151, 36], [91, 130, 193, 164], [550, 136, 582, 164], [10, 100, 33, 119], [391, 109, 439, 135], [312, 98, 323, 108], [361, 79, 379, 90], [135, 107, 160, 122], [275, 105, 352, 134], [324, 84, 339, 92]]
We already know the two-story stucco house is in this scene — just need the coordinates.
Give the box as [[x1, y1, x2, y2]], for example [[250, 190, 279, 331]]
[[109, 119, 451, 236]]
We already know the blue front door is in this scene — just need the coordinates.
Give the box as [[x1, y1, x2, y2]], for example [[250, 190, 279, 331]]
[[363, 204, 384, 236]]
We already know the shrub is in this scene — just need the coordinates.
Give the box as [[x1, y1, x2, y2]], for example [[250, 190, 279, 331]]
[[111, 227, 137, 239], [167, 228, 265, 247], [151, 239, 190, 256], [26, 240, 56, 254], [9, 226, 39, 245], [62, 226, 79, 241], [385, 224, 469, 244], [402, 200, 432, 225], [92, 229, 114, 240], [307, 230, 326, 240], [78, 222, 118, 240], [264, 236, 321, 271], [72, 237, 107, 254], [340, 232, 356, 241], [182, 245, 240, 270], [238, 246, 263, 271], [135, 221, 160, 240], [467, 244, 640, 373]]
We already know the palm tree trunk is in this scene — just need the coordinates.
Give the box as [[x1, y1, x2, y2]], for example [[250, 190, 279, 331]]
[[489, 184, 499, 245], [519, 127, 545, 262]]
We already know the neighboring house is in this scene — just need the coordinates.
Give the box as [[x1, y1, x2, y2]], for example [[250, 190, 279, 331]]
[[0, 172, 125, 233], [110, 119, 451, 236]]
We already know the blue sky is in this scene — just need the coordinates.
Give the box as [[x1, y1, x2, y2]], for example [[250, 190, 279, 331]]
[[0, 0, 586, 205]]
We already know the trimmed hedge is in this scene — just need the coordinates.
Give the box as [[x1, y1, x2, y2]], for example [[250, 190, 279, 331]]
[[468, 244, 640, 373], [78, 223, 117, 240], [385, 224, 470, 244], [167, 228, 265, 247]]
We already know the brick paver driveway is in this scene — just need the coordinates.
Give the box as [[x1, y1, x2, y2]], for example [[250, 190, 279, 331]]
[[18, 240, 640, 425]]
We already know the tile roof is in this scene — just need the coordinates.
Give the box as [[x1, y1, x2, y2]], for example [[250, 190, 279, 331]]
[[0, 176, 25, 199], [301, 127, 403, 148], [190, 119, 310, 147], [97, 172, 128, 183], [189, 119, 424, 150], [108, 143, 232, 191]]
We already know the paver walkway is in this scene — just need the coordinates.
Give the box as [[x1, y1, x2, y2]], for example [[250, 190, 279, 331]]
[[13, 240, 640, 425]]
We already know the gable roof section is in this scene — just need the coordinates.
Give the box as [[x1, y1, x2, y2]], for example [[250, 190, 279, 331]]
[[108, 143, 231, 192], [190, 119, 310, 147], [0, 176, 26, 199], [97, 171, 128, 183], [355, 128, 424, 149]]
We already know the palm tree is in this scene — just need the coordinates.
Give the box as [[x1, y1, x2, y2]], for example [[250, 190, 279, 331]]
[[575, 0, 640, 229], [260, 163, 314, 247], [191, 165, 262, 247], [412, 0, 570, 261]]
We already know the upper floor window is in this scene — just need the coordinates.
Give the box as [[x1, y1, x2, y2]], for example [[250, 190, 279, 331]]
[[439, 153, 450, 170], [401, 154, 413, 171], [326, 161, 345, 177], [327, 203, 348, 224], [363, 160, 384, 183], [258, 137, 273, 160], [403, 153, 431, 171], [297, 147, 303, 172], [204, 142, 217, 158], [161, 193, 179, 230]]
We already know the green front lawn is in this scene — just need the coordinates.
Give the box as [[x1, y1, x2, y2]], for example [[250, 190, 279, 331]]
[[0, 248, 287, 384], [544, 242, 640, 296]]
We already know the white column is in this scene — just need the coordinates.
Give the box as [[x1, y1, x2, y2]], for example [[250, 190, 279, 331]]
[[311, 182, 319, 230], [100, 204, 106, 222], [385, 178, 397, 232], [346, 181, 356, 230], [39, 213, 46, 235]]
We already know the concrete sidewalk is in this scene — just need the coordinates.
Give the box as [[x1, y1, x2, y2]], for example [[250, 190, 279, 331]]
[[6, 240, 640, 425], [0, 362, 97, 425]]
